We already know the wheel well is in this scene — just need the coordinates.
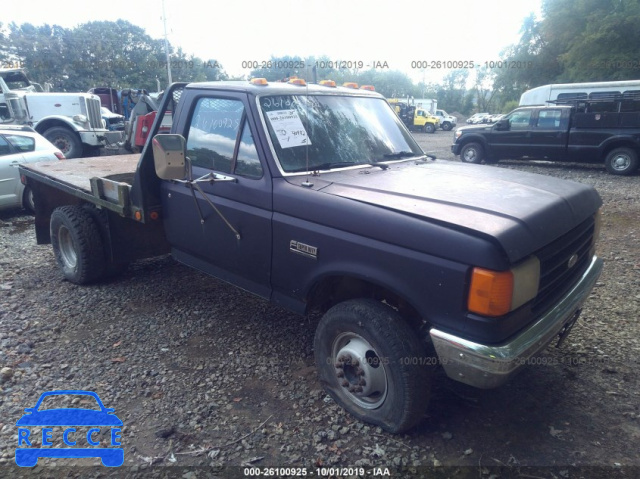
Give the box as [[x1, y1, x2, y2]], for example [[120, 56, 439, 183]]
[[307, 275, 424, 329], [602, 142, 639, 159], [458, 136, 486, 152], [35, 119, 77, 135]]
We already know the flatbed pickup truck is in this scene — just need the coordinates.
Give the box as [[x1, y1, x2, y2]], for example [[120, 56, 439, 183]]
[[451, 103, 640, 175], [20, 80, 603, 433]]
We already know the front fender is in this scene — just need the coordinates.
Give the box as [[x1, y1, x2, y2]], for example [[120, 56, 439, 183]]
[[33, 116, 86, 134]]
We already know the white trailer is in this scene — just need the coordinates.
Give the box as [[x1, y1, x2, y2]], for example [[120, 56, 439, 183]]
[[519, 80, 640, 106]]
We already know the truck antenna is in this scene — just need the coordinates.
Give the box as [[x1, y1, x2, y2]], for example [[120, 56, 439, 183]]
[[301, 81, 313, 187]]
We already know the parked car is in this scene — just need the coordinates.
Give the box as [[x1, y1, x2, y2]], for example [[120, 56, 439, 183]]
[[466, 113, 491, 124], [0, 126, 64, 212]]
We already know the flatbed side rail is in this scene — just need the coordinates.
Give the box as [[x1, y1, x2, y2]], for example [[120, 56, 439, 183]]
[[20, 166, 131, 217]]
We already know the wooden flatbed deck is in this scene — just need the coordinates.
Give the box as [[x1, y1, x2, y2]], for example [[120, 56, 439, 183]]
[[23, 154, 140, 193]]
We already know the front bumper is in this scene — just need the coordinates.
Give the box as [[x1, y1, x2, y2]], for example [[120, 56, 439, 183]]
[[79, 130, 108, 147], [451, 143, 461, 155], [430, 255, 603, 389]]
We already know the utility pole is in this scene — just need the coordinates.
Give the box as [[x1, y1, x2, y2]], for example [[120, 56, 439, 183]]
[[162, 0, 172, 86]]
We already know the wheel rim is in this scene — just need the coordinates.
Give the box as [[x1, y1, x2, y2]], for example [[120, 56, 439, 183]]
[[463, 148, 477, 162], [332, 332, 388, 409], [51, 136, 72, 155], [611, 153, 631, 171], [57, 226, 78, 269]]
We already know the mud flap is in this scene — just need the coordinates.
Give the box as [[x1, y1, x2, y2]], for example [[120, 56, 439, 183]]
[[555, 309, 582, 348]]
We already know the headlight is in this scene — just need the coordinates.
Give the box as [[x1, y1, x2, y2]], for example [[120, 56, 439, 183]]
[[467, 255, 540, 317], [455, 129, 462, 139], [73, 114, 88, 124]]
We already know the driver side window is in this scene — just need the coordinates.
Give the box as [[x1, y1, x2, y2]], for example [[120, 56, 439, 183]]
[[508, 110, 533, 129], [186, 97, 262, 178]]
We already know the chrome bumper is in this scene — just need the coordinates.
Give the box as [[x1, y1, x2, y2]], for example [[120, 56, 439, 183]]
[[430, 255, 603, 389]]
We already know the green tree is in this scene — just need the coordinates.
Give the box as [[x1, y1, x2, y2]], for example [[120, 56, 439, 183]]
[[7, 22, 68, 87], [494, 0, 640, 104], [437, 69, 473, 114], [7, 20, 227, 92]]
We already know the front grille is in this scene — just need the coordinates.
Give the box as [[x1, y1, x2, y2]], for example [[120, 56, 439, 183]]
[[86, 97, 104, 130], [532, 216, 595, 314]]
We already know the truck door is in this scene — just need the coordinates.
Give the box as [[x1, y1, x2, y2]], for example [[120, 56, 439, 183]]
[[488, 108, 534, 159], [528, 108, 568, 159], [161, 94, 272, 299]]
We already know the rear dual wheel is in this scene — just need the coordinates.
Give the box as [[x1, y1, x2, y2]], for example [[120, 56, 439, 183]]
[[50, 206, 129, 283], [50, 206, 106, 284]]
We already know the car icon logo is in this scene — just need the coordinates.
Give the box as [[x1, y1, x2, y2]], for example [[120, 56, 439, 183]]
[[15, 390, 123, 467]]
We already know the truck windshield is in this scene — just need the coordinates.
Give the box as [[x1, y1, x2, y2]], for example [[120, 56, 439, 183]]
[[259, 95, 422, 173]]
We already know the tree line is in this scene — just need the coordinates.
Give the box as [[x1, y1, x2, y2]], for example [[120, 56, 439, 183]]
[[0, 20, 226, 92], [2, 0, 639, 115]]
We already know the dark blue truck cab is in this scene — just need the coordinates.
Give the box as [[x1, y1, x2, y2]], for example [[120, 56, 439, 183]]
[[21, 80, 603, 433]]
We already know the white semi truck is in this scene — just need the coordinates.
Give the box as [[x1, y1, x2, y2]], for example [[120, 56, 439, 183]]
[[0, 69, 109, 158]]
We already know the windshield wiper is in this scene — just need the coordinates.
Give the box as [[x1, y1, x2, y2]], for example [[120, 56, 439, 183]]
[[289, 161, 389, 172], [383, 151, 419, 159]]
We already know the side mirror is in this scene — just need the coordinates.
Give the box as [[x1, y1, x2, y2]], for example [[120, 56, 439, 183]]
[[495, 118, 510, 131], [152, 134, 187, 180]]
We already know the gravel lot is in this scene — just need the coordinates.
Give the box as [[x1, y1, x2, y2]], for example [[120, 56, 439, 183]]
[[0, 129, 639, 478]]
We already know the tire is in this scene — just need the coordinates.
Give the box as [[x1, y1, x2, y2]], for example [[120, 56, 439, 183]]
[[22, 186, 35, 213], [423, 123, 435, 134], [460, 142, 484, 164], [50, 205, 106, 284], [441, 122, 452, 131], [604, 147, 639, 175], [314, 299, 433, 433], [43, 127, 83, 159]]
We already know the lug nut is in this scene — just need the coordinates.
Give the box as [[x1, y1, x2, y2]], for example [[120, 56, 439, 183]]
[[336, 371, 344, 378], [341, 380, 349, 387]]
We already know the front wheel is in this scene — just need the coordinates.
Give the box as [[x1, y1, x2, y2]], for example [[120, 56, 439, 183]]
[[605, 147, 639, 175], [459, 142, 484, 164], [43, 127, 82, 159], [50, 206, 106, 284], [441, 122, 453, 131], [423, 123, 435, 134], [314, 299, 433, 433]]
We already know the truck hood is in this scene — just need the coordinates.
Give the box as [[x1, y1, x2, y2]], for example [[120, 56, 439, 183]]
[[456, 124, 493, 133], [306, 161, 601, 263]]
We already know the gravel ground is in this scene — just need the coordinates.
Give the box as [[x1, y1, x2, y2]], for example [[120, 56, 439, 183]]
[[0, 129, 639, 478]]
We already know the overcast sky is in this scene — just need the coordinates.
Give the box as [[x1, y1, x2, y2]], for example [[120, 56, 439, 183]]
[[5, 0, 543, 83]]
